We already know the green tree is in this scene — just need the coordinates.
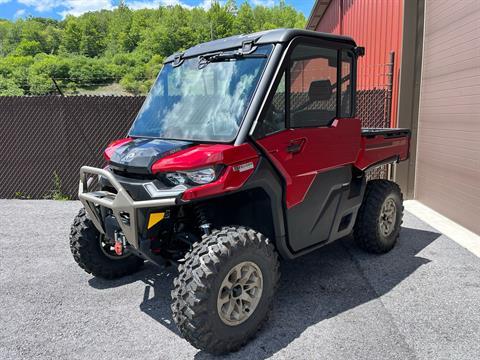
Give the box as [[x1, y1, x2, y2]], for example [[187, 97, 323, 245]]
[[0, 75, 24, 96], [0, 1, 306, 96], [233, 2, 255, 34], [14, 40, 42, 56], [208, 1, 235, 40], [61, 16, 81, 54], [79, 13, 109, 57]]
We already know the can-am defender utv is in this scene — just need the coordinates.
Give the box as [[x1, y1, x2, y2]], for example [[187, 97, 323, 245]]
[[70, 29, 410, 354]]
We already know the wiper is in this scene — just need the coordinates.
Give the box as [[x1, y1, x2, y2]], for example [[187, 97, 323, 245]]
[[198, 51, 267, 69]]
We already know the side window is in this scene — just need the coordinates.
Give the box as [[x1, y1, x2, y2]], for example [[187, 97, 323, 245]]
[[255, 72, 286, 137], [289, 44, 337, 127], [340, 51, 354, 117]]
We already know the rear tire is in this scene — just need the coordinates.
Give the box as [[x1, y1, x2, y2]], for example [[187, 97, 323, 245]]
[[171, 226, 280, 354], [69, 208, 144, 279], [353, 180, 404, 254]]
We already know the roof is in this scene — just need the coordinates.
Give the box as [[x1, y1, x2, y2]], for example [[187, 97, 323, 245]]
[[164, 28, 356, 63], [306, 0, 333, 30]]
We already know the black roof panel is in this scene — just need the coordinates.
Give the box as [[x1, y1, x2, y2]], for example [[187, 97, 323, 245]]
[[165, 28, 356, 63]]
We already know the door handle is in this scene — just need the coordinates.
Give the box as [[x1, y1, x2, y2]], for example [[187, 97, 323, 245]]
[[286, 138, 305, 154]]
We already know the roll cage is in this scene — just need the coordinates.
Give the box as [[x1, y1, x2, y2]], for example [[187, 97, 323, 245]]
[[162, 29, 362, 146]]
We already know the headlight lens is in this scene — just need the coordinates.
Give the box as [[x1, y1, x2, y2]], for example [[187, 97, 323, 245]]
[[165, 172, 187, 185], [185, 167, 216, 184], [165, 167, 217, 186]]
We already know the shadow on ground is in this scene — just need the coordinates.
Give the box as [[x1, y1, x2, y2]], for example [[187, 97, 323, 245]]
[[89, 226, 441, 359]]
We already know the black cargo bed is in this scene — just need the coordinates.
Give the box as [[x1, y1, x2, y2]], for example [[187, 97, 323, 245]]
[[361, 128, 411, 139]]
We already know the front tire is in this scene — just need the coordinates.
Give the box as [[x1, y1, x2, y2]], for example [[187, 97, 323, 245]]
[[171, 226, 280, 354], [353, 180, 404, 253], [69, 208, 144, 279]]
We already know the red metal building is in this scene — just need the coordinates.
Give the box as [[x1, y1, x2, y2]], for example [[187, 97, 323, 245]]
[[306, 0, 403, 126], [308, 0, 480, 236]]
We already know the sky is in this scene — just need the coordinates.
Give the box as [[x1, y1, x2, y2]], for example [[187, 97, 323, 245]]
[[0, 0, 315, 20]]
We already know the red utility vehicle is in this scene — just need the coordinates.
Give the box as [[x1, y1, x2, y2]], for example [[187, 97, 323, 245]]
[[70, 29, 410, 354]]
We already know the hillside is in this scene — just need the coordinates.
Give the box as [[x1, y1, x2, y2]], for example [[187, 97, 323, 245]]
[[0, 0, 305, 96]]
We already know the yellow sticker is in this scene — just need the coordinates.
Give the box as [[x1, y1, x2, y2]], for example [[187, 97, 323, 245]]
[[147, 212, 165, 229]]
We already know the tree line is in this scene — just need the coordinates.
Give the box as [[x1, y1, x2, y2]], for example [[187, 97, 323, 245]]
[[0, 0, 305, 96]]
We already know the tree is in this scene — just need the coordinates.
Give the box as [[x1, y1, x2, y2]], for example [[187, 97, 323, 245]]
[[0, 75, 24, 96], [61, 17, 81, 54], [79, 13, 109, 57], [14, 40, 42, 56], [0, 2, 306, 95], [233, 2, 255, 34], [208, 1, 235, 40]]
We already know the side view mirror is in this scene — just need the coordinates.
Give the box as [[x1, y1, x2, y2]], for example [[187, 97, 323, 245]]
[[355, 46, 365, 57], [308, 79, 333, 102]]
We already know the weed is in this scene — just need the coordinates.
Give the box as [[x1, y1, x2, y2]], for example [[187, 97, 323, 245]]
[[44, 171, 70, 200]]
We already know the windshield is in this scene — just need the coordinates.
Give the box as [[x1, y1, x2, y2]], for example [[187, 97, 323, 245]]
[[129, 44, 273, 142]]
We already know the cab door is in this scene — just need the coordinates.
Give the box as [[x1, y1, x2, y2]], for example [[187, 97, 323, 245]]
[[254, 40, 360, 253]]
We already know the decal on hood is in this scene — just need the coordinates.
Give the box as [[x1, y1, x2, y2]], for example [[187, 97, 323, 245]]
[[109, 138, 193, 174]]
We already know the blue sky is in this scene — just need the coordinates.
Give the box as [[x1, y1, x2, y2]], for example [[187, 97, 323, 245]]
[[0, 0, 314, 20]]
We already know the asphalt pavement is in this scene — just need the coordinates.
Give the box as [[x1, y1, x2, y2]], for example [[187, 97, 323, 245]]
[[1, 200, 479, 360]]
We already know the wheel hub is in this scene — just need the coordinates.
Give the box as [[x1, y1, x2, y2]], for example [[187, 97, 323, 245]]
[[379, 197, 397, 236], [232, 285, 243, 298], [99, 235, 130, 260], [217, 261, 263, 326]]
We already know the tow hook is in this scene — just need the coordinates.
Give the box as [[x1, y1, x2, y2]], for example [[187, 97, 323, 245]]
[[114, 231, 126, 256]]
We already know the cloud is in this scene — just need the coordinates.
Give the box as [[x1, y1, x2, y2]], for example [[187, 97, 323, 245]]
[[16, 0, 113, 16], [199, 1, 226, 10], [199, 0, 213, 10], [17, 0, 60, 12], [0, 0, 11, 4], [13, 9, 27, 18], [251, 0, 275, 6], [58, 0, 114, 17], [13, 0, 230, 19]]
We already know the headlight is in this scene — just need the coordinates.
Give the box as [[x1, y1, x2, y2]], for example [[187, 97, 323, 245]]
[[186, 167, 216, 184], [165, 167, 217, 186], [165, 172, 187, 185]]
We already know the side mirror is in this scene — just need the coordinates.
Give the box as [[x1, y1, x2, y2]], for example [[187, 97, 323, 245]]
[[355, 46, 365, 57], [308, 80, 333, 102]]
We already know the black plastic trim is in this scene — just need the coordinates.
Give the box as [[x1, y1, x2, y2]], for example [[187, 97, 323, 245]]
[[363, 156, 400, 171], [361, 128, 411, 138], [164, 29, 356, 63]]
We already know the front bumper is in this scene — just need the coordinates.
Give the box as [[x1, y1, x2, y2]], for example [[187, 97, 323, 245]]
[[78, 166, 178, 249]]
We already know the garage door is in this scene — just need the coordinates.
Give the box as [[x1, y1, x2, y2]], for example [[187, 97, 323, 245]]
[[415, 0, 480, 234]]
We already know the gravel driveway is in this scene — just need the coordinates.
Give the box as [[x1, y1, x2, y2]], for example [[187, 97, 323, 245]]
[[1, 200, 479, 360]]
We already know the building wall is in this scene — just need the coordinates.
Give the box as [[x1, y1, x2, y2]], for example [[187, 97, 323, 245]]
[[313, 0, 403, 126], [415, 0, 480, 234]]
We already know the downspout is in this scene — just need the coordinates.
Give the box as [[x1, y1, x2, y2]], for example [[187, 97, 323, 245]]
[[339, 0, 344, 34]]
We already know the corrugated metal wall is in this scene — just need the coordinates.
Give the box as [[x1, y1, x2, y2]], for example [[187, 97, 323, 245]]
[[415, 0, 480, 234], [314, 0, 403, 126]]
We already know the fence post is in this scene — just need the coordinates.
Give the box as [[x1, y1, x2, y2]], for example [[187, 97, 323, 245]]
[[385, 51, 395, 127]]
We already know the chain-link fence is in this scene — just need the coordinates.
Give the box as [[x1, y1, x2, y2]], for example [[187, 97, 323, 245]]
[[0, 96, 144, 199], [357, 52, 395, 179], [0, 60, 393, 200]]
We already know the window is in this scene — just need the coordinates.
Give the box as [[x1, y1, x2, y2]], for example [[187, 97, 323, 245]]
[[255, 72, 286, 137], [289, 44, 337, 127], [129, 45, 272, 142], [340, 51, 354, 117]]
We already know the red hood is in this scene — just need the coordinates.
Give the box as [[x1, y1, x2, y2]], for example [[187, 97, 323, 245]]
[[151, 143, 258, 173]]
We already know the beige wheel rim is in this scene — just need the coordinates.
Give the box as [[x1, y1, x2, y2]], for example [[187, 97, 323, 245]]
[[379, 197, 397, 236], [217, 261, 263, 326]]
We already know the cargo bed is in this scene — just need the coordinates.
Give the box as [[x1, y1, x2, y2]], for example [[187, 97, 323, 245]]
[[355, 128, 411, 170]]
